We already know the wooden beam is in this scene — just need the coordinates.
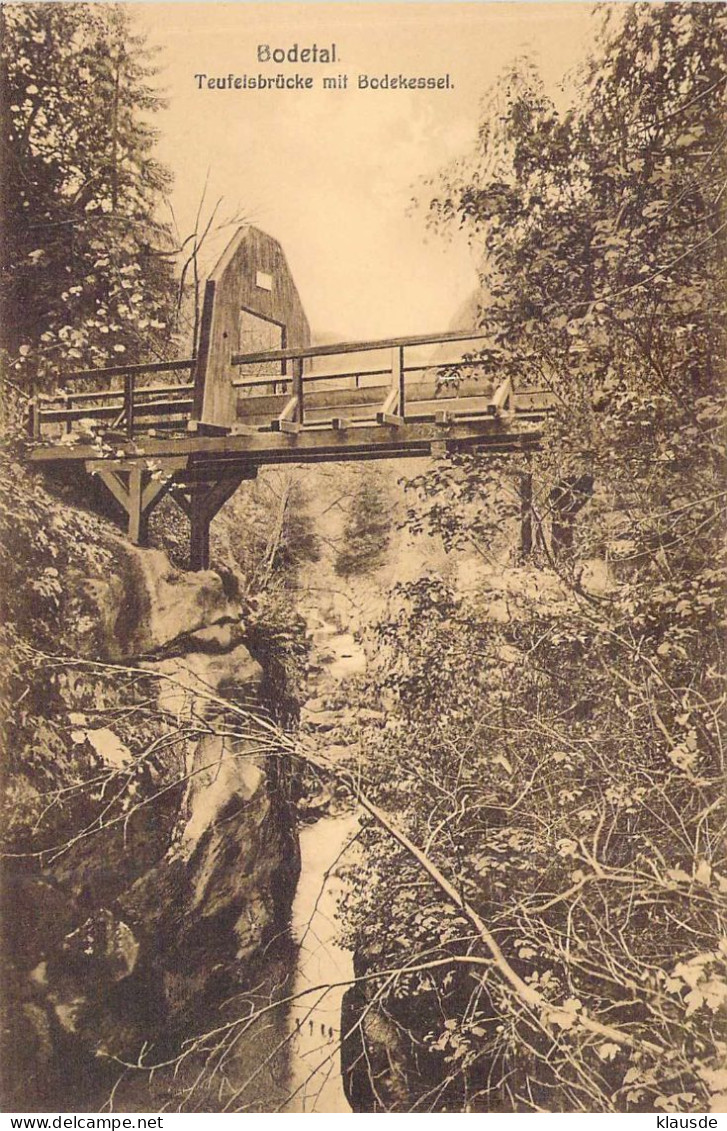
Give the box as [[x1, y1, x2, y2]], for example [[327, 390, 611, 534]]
[[93, 468, 130, 512], [187, 420, 231, 436], [27, 391, 41, 440], [232, 327, 491, 367], [292, 356, 304, 425], [38, 399, 195, 425], [376, 385, 402, 426], [192, 278, 216, 424], [272, 394, 302, 433], [86, 456, 190, 476], [127, 467, 144, 542], [394, 345, 406, 420], [233, 357, 486, 391], [488, 376, 513, 414], [202, 475, 244, 515], [91, 463, 178, 546], [141, 475, 172, 514], [238, 375, 508, 422], [40, 383, 195, 407], [188, 474, 245, 570], [175, 464, 258, 486], [378, 385, 398, 416], [189, 493, 210, 572], [48, 358, 195, 385], [169, 487, 192, 519], [520, 472, 533, 558], [35, 417, 546, 465]]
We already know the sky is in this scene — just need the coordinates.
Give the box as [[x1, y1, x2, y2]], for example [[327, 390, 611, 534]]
[[135, 3, 600, 341]]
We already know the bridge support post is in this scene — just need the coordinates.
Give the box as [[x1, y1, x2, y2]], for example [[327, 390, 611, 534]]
[[520, 472, 533, 558], [550, 474, 594, 555], [89, 464, 173, 547], [170, 473, 252, 571]]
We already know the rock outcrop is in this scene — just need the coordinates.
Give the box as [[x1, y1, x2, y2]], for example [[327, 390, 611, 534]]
[[0, 467, 300, 1111]]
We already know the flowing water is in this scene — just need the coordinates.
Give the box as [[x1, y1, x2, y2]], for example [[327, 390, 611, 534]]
[[279, 812, 358, 1112], [251, 623, 365, 1112], [108, 622, 364, 1113], [108, 810, 357, 1114]]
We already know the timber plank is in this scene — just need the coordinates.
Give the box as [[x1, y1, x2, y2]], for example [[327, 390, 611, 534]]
[[32, 417, 544, 466], [231, 327, 490, 366]]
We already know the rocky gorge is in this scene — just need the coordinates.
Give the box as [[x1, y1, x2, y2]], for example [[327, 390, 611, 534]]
[[0, 456, 302, 1110], [1, 453, 586, 1113]]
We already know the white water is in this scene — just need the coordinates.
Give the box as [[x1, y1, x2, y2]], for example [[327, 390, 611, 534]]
[[110, 610, 366, 1113], [282, 812, 358, 1112]]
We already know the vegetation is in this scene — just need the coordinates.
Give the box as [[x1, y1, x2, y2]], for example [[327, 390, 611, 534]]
[[341, 5, 727, 1112], [0, 2, 179, 397], [334, 471, 392, 578]]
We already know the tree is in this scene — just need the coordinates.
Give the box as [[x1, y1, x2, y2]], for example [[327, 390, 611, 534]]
[[334, 472, 392, 578], [0, 2, 178, 388], [339, 5, 727, 1112]]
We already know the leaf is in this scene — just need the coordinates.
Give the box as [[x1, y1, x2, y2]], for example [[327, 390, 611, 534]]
[[84, 727, 132, 768], [548, 997, 582, 1029], [666, 867, 691, 885], [694, 860, 712, 886], [548, 1009, 577, 1031], [685, 988, 704, 1016]]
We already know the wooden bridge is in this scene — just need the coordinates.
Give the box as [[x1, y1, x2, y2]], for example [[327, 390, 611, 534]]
[[26, 227, 556, 569]]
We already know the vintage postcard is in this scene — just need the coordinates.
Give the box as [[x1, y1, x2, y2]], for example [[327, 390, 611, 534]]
[[1, 0, 725, 1117]]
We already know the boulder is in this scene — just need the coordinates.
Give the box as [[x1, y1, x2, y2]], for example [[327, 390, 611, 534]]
[[62, 910, 139, 983], [76, 539, 246, 659]]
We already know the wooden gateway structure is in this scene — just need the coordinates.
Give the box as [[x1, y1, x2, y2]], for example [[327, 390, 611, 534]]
[[27, 226, 556, 570]]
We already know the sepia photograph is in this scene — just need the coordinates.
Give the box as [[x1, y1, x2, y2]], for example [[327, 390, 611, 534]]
[[0, 0, 725, 1115]]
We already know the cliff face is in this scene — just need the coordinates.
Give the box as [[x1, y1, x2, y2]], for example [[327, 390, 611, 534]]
[[0, 459, 300, 1111]]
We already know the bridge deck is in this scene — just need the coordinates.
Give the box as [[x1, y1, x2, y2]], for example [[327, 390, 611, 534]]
[[29, 329, 555, 468], [26, 330, 556, 568]]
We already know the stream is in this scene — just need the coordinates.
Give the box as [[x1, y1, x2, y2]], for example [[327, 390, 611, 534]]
[[272, 621, 366, 1112], [216, 622, 365, 1112], [110, 811, 358, 1114], [109, 624, 364, 1114], [277, 811, 358, 1112], [190, 811, 358, 1114]]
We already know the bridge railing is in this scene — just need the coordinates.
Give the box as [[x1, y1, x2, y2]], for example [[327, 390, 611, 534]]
[[230, 329, 497, 430], [28, 330, 517, 442], [27, 358, 196, 440]]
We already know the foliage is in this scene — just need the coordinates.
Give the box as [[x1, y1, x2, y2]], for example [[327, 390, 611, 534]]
[[334, 471, 392, 578], [403, 453, 522, 565], [425, 5, 725, 403], [0, 451, 117, 649], [342, 5, 727, 1113], [0, 454, 191, 879], [0, 2, 178, 388]]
